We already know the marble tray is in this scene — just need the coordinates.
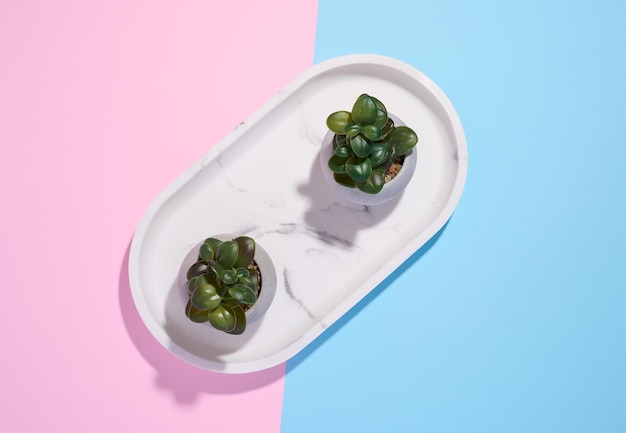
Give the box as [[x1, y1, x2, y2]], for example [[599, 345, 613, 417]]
[[128, 54, 468, 373]]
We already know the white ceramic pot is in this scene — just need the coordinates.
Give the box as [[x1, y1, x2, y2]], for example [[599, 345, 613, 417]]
[[319, 114, 418, 206]]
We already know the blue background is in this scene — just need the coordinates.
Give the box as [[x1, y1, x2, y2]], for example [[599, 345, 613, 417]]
[[282, 1, 626, 432]]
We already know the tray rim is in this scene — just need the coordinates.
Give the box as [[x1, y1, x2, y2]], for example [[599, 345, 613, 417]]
[[128, 54, 468, 373]]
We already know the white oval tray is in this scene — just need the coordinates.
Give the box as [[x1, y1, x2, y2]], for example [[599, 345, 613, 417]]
[[129, 54, 468, 373]]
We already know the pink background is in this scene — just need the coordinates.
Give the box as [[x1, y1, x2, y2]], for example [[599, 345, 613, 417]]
[[0, 1, 317, 431]]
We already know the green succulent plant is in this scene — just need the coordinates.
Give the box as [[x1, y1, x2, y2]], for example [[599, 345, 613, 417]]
[[185, 236, 260, 335], [326, 94, 418, 194]]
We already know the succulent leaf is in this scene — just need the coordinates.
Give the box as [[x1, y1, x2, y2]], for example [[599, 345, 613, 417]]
[[371, 97, 388, 129], [241, 269, 259, 290], [371, 96, 387, 113], [204, 238, 222, 253], [207, 259, 224, 279], [199, 243, 215, 261], [221, 269, 238, 285], [207, 304, 237, 332], [228, 284, 258, 305], [334, 145, 350, 158], [387, 126, 418, 156], [233, 236, 255, 268], [326, 111, 352, 134], [362, 125, 382, 141], [369, 142, 390, 167], [236, 267, 250, 278], [187, 275, 199, 294], [381, 117, 395, 138], [356, 168, 385, 194], [345, 156, 372, 183], [226, 306, 247, 335], [191, 283, 222, 310], [238, 276, 255, 291], [192, 274, 209, 289], [351, 94, 378, 125], [190, 273, 222, 295], [333, 172, 356, 188], [186, 260, 209, 280], [333, 134, 347, 149], [204, 272, 221, 289], [328, 155, 347, 174], [216, 241, 239, 269], [223, 298, 242, 308], [372, 109, 388, 129], [185, 300, 210, 323], [346, 156, 372, 182], [344, 123, 362, 138], [349, 135, 371, 158]]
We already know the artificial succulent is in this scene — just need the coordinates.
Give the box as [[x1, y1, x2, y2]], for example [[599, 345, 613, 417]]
[[326, 94, 418, 194], [185, 236, 260, 335]]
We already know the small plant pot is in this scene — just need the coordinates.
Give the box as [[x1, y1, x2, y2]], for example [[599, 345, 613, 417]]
[[179, 234, 277, 333], [319, 114, 418, 206]]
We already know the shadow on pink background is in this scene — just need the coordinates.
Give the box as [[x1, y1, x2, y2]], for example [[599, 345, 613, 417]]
[[118, 241, 286, 403], [0, 1, 317, 431]]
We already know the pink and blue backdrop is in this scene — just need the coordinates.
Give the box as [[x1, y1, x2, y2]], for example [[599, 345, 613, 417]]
[[2, 1, 625, 432]]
